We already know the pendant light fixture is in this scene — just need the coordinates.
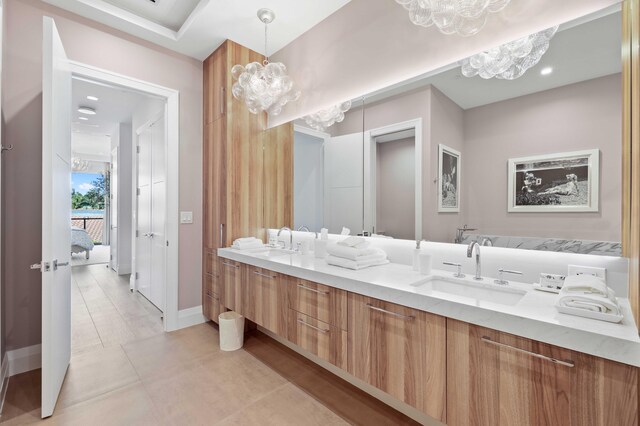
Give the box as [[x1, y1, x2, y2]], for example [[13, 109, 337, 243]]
[[395, 0, 511, 37], [459, 26, 558, 80], [231, 8, 301, 116]]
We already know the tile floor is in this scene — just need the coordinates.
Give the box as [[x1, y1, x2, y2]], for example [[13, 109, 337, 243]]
[[1, 265, 419, 425]]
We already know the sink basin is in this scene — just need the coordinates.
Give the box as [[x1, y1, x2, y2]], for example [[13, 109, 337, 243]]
[[414, 277, 526, 306], [250, 247, 295, 258]]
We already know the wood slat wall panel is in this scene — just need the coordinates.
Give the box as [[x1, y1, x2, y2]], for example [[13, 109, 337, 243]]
[[264, 122, 294, 230]]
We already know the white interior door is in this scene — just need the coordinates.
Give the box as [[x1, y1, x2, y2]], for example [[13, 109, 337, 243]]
[[110, 147, 118, 271], [41, 16, 72, 419], [150, 116, 166, 311], [136, 129, 152, 304]]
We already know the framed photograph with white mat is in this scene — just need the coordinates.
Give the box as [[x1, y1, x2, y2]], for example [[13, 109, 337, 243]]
[[438, 144, 461, 213], [507, 149, 600, 213]]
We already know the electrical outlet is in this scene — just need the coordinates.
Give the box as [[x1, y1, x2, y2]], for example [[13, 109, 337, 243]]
[[567, 265, 606, 281]]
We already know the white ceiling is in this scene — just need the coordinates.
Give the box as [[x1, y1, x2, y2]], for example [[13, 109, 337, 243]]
[[72, 77, 159, 161], [42, 0, 352, 60], [361, 8, 621, 111]]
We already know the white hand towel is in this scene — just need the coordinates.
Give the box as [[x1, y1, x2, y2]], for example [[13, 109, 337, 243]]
[[234, 237, 260, 244], [338, 236, 367, 247], [562, 274, 608, 296], [326, 255, 389, 270], [232, 239, 264, 250], [558, 287, 620, 315], [326, 244, 384, 261]]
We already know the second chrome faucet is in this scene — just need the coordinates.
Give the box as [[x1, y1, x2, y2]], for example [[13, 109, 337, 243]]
[[467, 241, 482, 281]]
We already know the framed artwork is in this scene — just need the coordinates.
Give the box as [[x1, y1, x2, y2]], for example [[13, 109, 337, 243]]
[[438, 144, 461, 213], [507, 149, 600, 213]]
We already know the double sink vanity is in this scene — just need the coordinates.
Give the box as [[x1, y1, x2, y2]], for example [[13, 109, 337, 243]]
[[202, 240, 639, 426]]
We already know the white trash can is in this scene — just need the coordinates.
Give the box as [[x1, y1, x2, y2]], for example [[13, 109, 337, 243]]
[[218, 311, 245, 351]]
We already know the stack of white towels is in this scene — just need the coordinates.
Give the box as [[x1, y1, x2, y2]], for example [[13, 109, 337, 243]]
[[556, 274, 621, 319], [325, 236, 389, 270], [231, 237, 264, 250]]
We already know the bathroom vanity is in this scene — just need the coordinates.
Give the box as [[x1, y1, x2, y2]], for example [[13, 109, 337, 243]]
[[209, 245, 639, 426]]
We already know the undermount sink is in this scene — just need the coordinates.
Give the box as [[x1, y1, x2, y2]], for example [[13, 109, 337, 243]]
[[250, 247, 295, 258], [413, 276, 527, 306]]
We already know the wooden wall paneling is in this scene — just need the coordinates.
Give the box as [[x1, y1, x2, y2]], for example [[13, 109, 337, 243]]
[[288, 310, 348, 370], [264, 122, 294, 230], [347, 293, 446, 422], [225, 40, 266, 244], [446, 319, 638, 426], [242, 265, 288, 338], [288, 278, 348, 330]]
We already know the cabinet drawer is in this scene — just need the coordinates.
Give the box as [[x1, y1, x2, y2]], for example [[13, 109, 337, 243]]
[[203, 273, 222, 323], [219, 259, 242, 312], [288, 310, 347, 370], [204, 272, 221, 297], [288, 278, 347, 330], [204, 250, 217, 275], [242, 265, 288, 338], [348, 293, 446, 422]]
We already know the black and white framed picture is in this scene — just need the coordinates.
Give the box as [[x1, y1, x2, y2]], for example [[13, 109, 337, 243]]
[[438, 144, 461, 213], [508, 149, 600, 213]]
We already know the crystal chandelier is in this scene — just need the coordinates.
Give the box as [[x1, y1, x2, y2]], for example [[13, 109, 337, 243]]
[[303, 101, 352, 132], [231, 9, 301, 116], [395, 0, 511, 37], [459, 26, 558, 80], [72, 157, 90, 172]]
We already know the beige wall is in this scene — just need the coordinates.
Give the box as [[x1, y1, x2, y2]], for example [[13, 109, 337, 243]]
[[463, 74, 622, 241], [1, 0, 203, 351]]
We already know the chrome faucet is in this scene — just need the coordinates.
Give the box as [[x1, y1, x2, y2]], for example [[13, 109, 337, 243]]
[[481, 238, 493, 247], [467, 241, 482, 281], [297, 225, 318, 239], [416, 239, 428, 249], [277, 227, 293, 250]]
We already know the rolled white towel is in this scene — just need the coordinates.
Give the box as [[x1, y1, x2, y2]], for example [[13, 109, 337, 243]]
[[562, 274, 609, 297], [558, 287, 620, 315], [326, 255, 389, 270], [327, 244, 384, 261], [232, 238, 264, 250], [235, 237, 260, 244]]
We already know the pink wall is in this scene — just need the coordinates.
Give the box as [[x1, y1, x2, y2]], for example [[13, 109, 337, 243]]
[[270, 0, 621, 127], [1, 0, 202, 351], [463, 74, 622, 241]]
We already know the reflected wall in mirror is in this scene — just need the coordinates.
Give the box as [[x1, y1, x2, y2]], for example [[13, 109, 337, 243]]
[[292, 6, 622, 256]]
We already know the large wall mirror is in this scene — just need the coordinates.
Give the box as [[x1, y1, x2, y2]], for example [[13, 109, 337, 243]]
[[289, 4, 622, 256]]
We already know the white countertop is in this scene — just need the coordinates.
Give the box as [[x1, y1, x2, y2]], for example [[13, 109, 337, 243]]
[[219, 247, 640, 367]]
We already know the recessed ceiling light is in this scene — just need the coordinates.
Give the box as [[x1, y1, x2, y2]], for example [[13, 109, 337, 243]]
[[78, 116, 89, 121], [86, 95, 99, 101], [540, 67, 553, 76], [78, 106, 96, 115]]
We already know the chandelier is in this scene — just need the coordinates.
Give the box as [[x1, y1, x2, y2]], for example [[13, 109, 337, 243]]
[[395, 0, 511, 37], [231, 9, 301, 116], [72, 157, 90, 172], [303, 101, 352, 132], [459, 26, 558, 80]]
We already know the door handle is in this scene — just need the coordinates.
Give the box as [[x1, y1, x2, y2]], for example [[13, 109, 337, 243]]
[[53, 260, 69, 271]]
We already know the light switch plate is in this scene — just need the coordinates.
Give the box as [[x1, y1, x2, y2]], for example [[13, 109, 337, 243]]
[[567, 265, 606, 281], [180, 211, 193, 224]]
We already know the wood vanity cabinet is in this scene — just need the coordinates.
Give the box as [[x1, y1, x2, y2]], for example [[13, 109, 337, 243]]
[[219, 259, 242, 313], [446, 319, 638, 426], [202, 271, 222, 323], [288, 278, 348, 330], [347, 293, 447, 422], [241, 265, 288, 338], [202, 40, 294, 320], [288, 310, 348, 370]]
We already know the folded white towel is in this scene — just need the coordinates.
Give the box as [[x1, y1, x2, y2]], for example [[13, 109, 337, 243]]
[[327, 244, 384, 261], [558, 287, 620, 315], [338, 236, 368, 248], [371, 233, 393, 239], [235, 237, 260, 244], [232, 238, 264, 250], [562, 274, 609, 296], [326, 255, 389, 270]]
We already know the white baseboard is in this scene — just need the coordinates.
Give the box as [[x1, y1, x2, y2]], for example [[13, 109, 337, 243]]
[[7, 344, 41, 377], [177, 306, 206, 329], [0, 353, 10, 414]]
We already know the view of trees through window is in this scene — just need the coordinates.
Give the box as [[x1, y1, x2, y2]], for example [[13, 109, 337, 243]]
[[71, 173, 108, 210]]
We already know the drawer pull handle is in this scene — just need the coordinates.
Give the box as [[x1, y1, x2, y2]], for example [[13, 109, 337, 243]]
[[207, 292, 219, 301], [366, 303, 415, 321], [297, 318, 329, 334], [297, 284, 329, 295], [222, 262, 239, 269], [253, 271, 276, 279], [481, 336, 574, 368]]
